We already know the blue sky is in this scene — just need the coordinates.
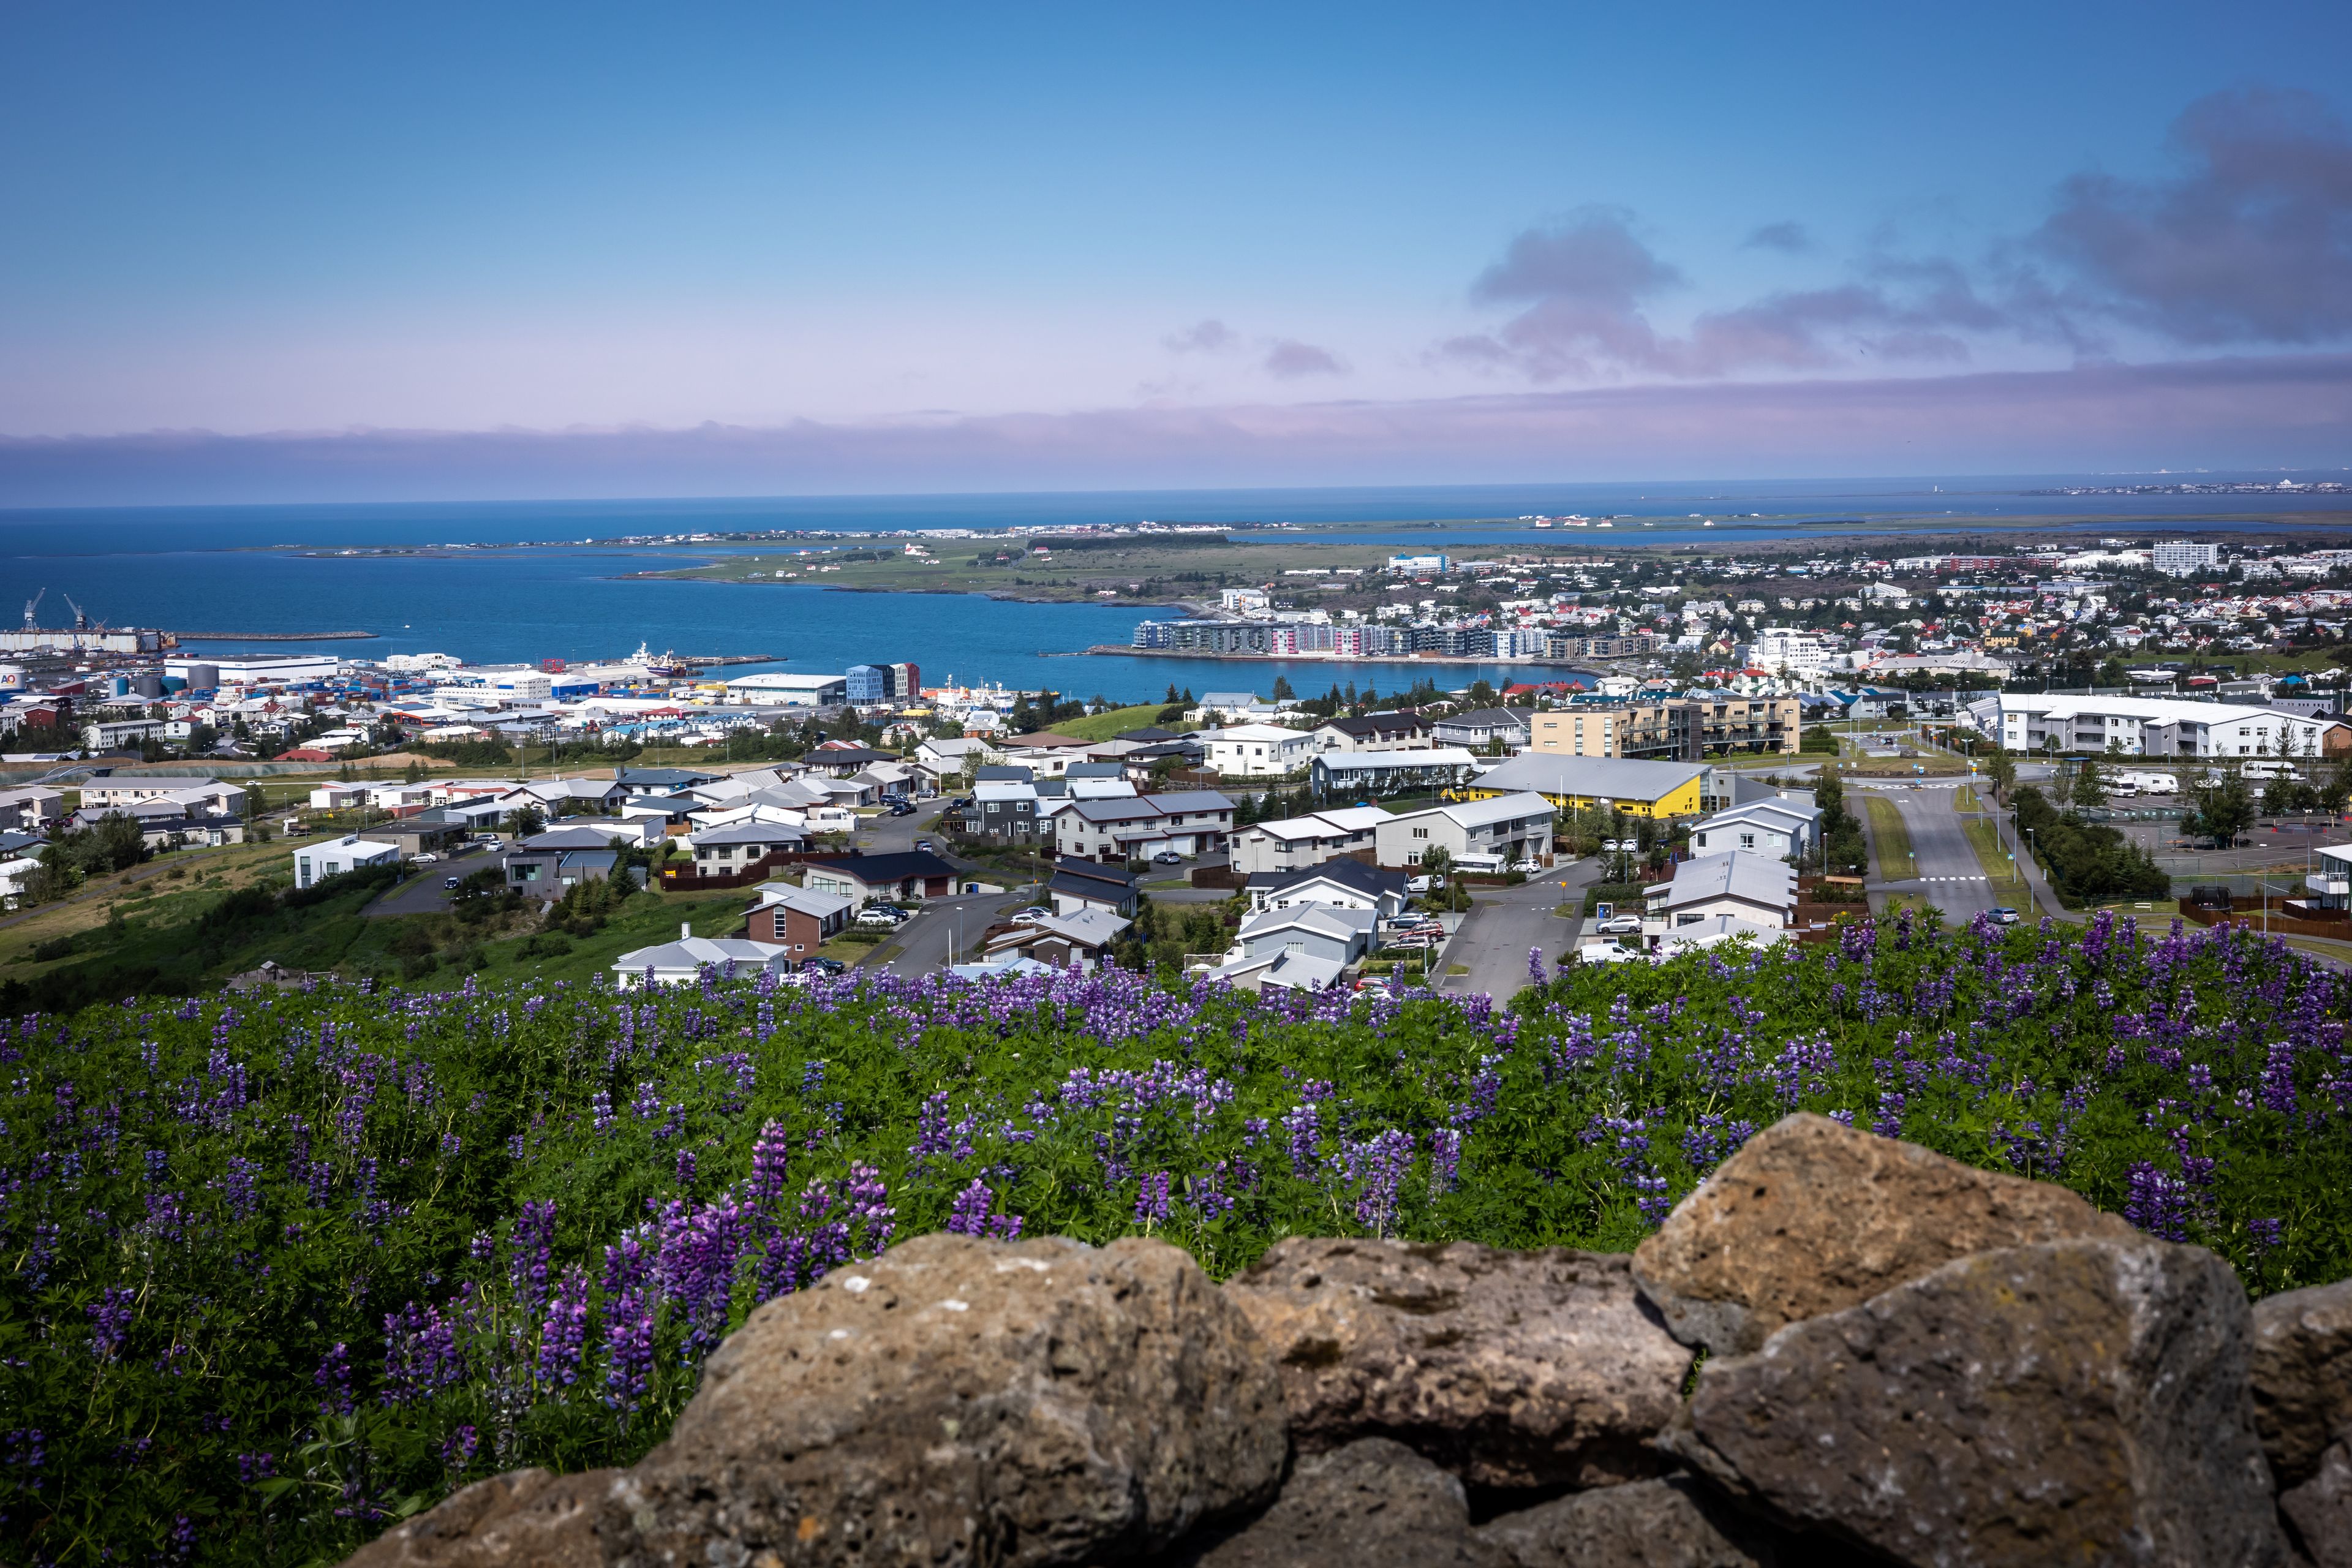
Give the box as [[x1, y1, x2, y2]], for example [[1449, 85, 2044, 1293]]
[[4, 1, 2350, 499]]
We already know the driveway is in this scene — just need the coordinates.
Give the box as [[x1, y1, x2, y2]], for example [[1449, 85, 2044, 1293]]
[[1438, 859, 1597, 1001], [363, 843, 498, 918], [879, 888, 1043, 971]]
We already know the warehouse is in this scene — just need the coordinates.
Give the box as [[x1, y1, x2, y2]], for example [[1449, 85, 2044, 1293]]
[[1457, 753, 1707, 818]]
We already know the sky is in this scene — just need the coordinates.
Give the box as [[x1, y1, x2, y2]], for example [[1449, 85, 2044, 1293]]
[[4, 0, 2350, 503]]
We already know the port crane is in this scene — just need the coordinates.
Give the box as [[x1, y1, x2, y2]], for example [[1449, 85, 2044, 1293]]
[[62, 594, 91, 631], [21, 587, 42, 630]]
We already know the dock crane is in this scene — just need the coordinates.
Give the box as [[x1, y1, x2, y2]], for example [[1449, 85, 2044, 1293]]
[[62, 594, 88, 631], [22, 587, 42, 630]]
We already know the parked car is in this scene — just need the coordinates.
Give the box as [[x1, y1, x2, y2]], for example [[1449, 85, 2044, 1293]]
[[1010, 908, 1050, 926], [477, 835, 502, 849], [1382, 935, 1435, 952], [443, 876, 461, 890], [1510, 858, 1543, 873], [914, 838, 934, 852], [1989, 907, 2020, 925], [1594, 913, 1645, 935], [1152, 851, 1183, 865], [409, 852, 437, 865], [887, 801, 916, 817], [799, 956, 846, 974], [1406, 874, 1436, 894], [856, 906, 907, 927]]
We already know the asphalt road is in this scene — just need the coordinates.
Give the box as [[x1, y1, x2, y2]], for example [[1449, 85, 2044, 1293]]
[[363, 843, 500, 918], [1438, 859, 1597, 1001], [1858, 782, 2005, 921], [881, 888, 1048, 972]]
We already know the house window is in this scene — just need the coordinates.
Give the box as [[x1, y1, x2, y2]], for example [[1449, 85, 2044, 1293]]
[[1740, 833, 1755, 850]]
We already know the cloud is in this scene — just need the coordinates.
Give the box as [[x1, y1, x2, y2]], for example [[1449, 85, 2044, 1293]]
[[6, 354, 2346, 504], [1262, 339, 1346, 378], [1161, 319, 1237, 353], [2032, 87, 2352, 345], [1743, 221, 1812, 252]]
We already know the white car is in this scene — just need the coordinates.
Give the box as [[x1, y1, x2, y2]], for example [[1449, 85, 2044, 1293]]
[[1594, 913, 1644, 935], [409, 852, 437, 865], [1406, 875, 1437, 894], [1510, 858, 1543, 873], [856, 907, 907, 927]]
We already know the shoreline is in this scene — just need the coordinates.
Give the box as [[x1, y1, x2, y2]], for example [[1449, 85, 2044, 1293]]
[[1089, 643, 1612, 672]]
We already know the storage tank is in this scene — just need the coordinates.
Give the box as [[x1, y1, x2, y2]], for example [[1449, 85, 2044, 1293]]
[[130, 674, 165, 698]]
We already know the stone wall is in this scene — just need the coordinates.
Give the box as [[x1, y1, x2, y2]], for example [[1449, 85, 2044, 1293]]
[[345, 1112, 2352, 1567]]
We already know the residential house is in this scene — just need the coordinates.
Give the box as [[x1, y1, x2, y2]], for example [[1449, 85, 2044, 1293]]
[[1373, 793, 1555, 869], [1966, 692, 2343, 758], [1642, 851, 1798, 937], [501, 826, 639, 894], [1431, 707, 1534, 750], [1308, 712, 1433, 753], [1048, 858, 1140, 918], [1306, 747, 1485, 801], [685, 821, 809, 876], [1210, 905, 1375, 992], [0, 855, 44, 904], [744, 883, 852, 958], [372, 810, 473, 858], [801, 850, 959, 907], [614, 766, 722, 798], [1526, 696, 1799, 760], [1052, 791, 1235, 863], [981, 907, 1131, 972], [1228, 804, 1392, 875], [80, 776, 246, 818], [1203, 722, 1314, 778], [1243, 858, 1408, 918], [960, 778, 1046, 843], [618, 792, 701, 832], [1687, 799, 1822, 861], [0, 786, 64, 831], [612, 927, 794, 987], [518, 776, 629, 812], [914, 736, 1005, 790], [292, 834, 402, 889]]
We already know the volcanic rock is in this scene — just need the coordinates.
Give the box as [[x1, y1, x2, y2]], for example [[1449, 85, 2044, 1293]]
[[1662, 1235, 2288, 1567], [2253, 1276, 2352, 1488], [342, 1468, 619, 1568], [2281, 1438, 2352, 1568], [1476, 1475, 1791, 1567], [1169, 1438, 1504, 1567], [611, 1232, 1287, 1567], [1630, 1110, 2135, 1355], [1223, 1236, 1690, 1490]]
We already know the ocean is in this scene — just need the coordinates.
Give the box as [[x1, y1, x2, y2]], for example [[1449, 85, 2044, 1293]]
[[2, 477, 2343, 703]]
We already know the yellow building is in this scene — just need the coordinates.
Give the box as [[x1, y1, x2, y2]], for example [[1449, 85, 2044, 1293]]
[[1457, 754, 1706, 818], [1528, 696, 1797, 760]]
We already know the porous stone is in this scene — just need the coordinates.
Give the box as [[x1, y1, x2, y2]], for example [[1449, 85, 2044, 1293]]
[[1169, 1437, 1506, 1567], [2253, 1276, 2352, 1487], [1223, 1237, 1690, 1490], [342, 1468, 620, 1568], [1661, 1236, 2290, 1568], [2281, 1439, 2352, 1568], [1630, 1110, 2135, 1356], [1476, 1475, 1788, 1567], [611, 1232, 1287, 1568]]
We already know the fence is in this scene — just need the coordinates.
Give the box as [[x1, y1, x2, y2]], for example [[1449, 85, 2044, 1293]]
[[2176, 895, 2348, 940]]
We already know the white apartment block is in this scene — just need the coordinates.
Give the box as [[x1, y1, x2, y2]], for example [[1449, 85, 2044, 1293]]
[[1747, 627, 1831, 674], [2150, 541, 2222, 578], [1968, 693, 2338, 759], [1203, 722, 1316, 777]]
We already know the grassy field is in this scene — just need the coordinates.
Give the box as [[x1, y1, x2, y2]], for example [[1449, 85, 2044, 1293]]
[[1863, 795, 1913, 879], [1961, 813, 2021, 888], [1049, 703, 1168, 741]]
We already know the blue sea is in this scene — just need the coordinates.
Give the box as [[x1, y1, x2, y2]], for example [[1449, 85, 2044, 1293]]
[[1, 477, 2343, 702]]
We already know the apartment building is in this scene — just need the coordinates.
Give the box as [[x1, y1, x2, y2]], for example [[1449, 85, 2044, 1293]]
[[1967, 693, 2342, 758], [1528, 695, 1798, 761]]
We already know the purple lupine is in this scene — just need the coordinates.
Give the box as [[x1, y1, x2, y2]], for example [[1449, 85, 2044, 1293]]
[[2250, 1217, 2285, 1254], [1527, 946, 1546, 987], [2123, 1161, 2192, 1243], [747, 1118, 792, 1210], [382, 1302, 462, 1404], [441, 1425, 478, 1479], [1340, 1130, 1415, 1236], [88, 1286, 136, 1362], [1429, 1127, 1463, 1194], [536, 1266, 591, 1389], [508, 1199, 558, 1317], [1133, 1172, 1172, 1227], [314, 1342, 354, 1416], [946, 1177, 1023, 1240]]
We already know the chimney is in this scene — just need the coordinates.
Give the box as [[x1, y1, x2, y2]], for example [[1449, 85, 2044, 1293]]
[[680, 921, 691, 940]]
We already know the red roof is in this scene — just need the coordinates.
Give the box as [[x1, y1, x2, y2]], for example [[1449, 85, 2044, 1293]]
[[275, 747, 335, 762]]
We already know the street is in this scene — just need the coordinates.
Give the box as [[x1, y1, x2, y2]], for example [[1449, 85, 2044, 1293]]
[[363, 842, 499, 918], [1856, 780, 2003, 921], [1438, 860, 1597, 1000]]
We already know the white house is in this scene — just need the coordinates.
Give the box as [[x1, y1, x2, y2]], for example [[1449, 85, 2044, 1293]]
[[1228, 804, 1392, 875], [1746, 627, 1831, 675], [1308, 713, 1434, 753], [81, 777, 246, 818], [612, 927, 795, 987], [1967, 693, 2339, 760], [1687, 799, 1821, 861], [1372, 792, 1555, 869], [1202, 722, 1316, 778], [1642, 851, 1797, 936], [0, 786, 64, 831], [0, 856, 43, 903], [1211, 904, 1377, 992], [1243, 858, 1409, 919], [1053, 791, 1235, 862], [1307, 747, 1485, 799], [292, 834, 403, 889]]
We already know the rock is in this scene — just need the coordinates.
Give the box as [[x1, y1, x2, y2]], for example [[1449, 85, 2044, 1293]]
[[2282, 1439, 2352, 1568], [1476, 1476, 1788, 1567], [1630, 1110, 2135, 1356], [1170, 1438, 1506, 1567], [612, 1232, 1286, 1568], [1223, 1237, 1689, 1490], [2253, 1278, 2352, 1487], [1661, 1236, 2289, 1568], [342, 1468, 619, 1568]]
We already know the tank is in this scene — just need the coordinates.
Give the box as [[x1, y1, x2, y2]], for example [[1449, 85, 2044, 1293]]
[[130, 674, 165, 698]]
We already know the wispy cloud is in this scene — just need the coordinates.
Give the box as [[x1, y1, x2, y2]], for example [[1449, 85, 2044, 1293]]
[[1262, 339, 1346, 379], [1742, 221, 1812, 252], [1161, 319, 1237, 353]]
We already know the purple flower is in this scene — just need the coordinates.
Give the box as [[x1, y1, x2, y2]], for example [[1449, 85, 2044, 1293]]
[[536, 1267, 591, 1389], [946, 1177, 1023, 1240], [1134, 1172, 1172, 1227], [88, 1286, 135, 1362]]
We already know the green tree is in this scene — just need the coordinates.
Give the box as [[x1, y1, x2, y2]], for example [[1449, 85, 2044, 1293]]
[[2071, 758, 2106, 810], [2184, 772, 2256, 848], [1270, 675, 1295, 701], [1983, 749, 2018, 799]]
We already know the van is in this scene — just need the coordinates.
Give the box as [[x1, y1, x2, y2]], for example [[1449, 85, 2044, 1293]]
[[2244, 761, 2298, 781], [1450, 851, 1506, 875]]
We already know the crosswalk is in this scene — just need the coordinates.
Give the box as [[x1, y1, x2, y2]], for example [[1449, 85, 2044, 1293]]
[[1921, 875, 1987, 883]]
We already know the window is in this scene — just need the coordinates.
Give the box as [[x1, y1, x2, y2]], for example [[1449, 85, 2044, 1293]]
[[1740, 834, 1755, 850]]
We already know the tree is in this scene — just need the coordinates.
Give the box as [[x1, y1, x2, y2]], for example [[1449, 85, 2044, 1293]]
[[2071, 758, 2106, 810], [1984, 750, 2017, 799], [2184, 772, 2256, 848], [503, 805, 546, 839], [1270, 676, 1295, 701]]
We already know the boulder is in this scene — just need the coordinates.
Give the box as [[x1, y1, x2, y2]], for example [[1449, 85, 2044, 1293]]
[[1661, 1236, 2289, 1568], [1169, 1438, 1505, 1568], [2252, 1277, 2352, 1487], [611, 1232, 1287, 1568], [342, 1468, 619, 1568], [1630, 1110, 2135, 1356], [2281, 1439, 2352, 1568], [1476, 1475, 1791, 1567], [1224, 1237, 1689, 1490]]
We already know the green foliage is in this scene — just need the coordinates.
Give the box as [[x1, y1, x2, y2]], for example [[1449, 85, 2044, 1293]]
[[1798, 725, 1839, 755], [2013, 786, 2170, 902], [2184, 771, 2258, 848]]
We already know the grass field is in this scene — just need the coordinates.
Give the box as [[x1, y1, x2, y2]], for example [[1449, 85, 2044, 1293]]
[[1961, 813, 2021, 889], [1863, 795, 1913, 879], [1049, 703, 1167, 741]]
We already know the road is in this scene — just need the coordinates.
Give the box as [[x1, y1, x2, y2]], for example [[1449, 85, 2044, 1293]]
[[1438, 859, 1598, 1001], [1858, 781, 2002, 921], [363, 843, 500, 917]]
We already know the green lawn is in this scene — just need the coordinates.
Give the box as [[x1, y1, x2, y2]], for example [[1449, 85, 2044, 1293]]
[[1050, 703, 1169, 741], [1863, 795, 1914, 879]]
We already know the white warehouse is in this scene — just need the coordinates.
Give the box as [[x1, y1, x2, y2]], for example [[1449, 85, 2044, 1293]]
[[1966, 694, 2340, 760]]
